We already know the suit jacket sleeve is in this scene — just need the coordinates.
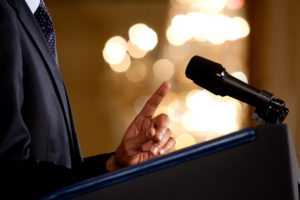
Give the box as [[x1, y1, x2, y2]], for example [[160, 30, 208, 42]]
[[1, 153, 114, 199]]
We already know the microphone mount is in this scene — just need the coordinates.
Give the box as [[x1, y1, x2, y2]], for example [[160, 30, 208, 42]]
[[252, 97, 289, 124]]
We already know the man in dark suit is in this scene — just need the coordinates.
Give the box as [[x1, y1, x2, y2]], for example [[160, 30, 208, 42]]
[[0, 0, 175, 198]]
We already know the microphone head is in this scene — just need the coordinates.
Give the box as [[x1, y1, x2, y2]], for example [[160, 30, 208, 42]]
[[185, 56, 226, 95]]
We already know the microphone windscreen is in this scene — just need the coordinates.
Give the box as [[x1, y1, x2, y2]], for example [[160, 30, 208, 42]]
[[185, 56, 225, 93]]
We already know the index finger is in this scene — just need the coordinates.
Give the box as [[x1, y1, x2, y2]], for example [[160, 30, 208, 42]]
[[138, 82, 171, 119]]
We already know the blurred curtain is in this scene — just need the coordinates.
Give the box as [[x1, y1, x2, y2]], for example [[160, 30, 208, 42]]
[[248, 0, 300, 160]]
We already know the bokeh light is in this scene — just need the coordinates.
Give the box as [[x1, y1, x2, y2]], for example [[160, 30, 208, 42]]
[[166, 26, 186, 46], [127, 41, 147, 59], [205, 132, 220, 141], [225, 17, 243, 41], [195, 0, 227, 14], [186, 12, 208, 42], [183, 89, 241, 134], [175, 0, 194, 4], [129, 23, 158, 51], [161, 91, 178, 105], [103, 0, 250, 152], [167, 44, 190, 61], [227, 0, 244, 10], [211, 101, 239, 135], [166, 12, 250, 46], [185, 90, 215, 132], [182, 110, 195, 131], [231, 71, 248, 83], [168, 99, 186, 122], [175, 134, 197, 150], [186, 90, 213, 112], [103, 36, 127, 65], [206, 14, 229, 45], [125, 60, 147, 82], [152, 59, 175, 81], [233, 17, 250, 38], [170, 14, 194, 44], [153, 106, 169, 118], [109, 53, 131, 73]]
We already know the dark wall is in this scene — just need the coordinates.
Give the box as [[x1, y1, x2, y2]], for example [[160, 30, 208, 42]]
[[248, 0, 300, 160]]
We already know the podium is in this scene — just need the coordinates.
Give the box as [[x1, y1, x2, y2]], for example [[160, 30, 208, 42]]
[[41, 124, 299, 200]]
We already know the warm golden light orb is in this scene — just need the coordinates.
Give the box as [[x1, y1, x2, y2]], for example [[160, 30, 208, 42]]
[[103, 36, 127, 65]]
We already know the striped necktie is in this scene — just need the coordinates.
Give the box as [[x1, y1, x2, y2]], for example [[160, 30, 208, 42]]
[[34, 0, 57, 59]]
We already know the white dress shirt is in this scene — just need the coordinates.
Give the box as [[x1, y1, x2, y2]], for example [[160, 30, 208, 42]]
[[25, 0, 40, 13]]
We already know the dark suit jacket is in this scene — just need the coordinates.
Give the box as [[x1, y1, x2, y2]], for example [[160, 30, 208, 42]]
[[0, 0, 112, 198]]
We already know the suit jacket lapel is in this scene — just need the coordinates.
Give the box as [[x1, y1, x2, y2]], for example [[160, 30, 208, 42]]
[[12, 0, 78, 158]]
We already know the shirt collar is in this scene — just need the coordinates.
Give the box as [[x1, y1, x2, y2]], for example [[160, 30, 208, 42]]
[[25, 0, 40, 13]]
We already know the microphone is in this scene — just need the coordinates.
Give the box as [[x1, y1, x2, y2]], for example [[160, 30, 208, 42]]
[[185, 56, 288, 124]]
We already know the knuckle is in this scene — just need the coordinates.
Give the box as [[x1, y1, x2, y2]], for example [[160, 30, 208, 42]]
[[154, 113, 168, 120], [160, 113, 169, 121], [156, 114, 169, 127]]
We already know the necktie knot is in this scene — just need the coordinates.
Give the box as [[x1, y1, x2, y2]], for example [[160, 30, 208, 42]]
[[34, 0, 57, 59]]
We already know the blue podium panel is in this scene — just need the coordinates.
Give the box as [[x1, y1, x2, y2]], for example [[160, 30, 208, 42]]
[[41, 125, 299, 200]]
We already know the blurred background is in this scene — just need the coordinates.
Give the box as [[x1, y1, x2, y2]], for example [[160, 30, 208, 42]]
[[47, 0, 300, 162]]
